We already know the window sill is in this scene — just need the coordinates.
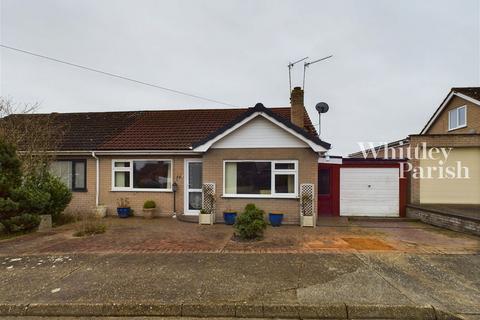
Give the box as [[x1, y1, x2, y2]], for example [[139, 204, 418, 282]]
[[448, 124, 467, 132], [222, 194, 298, 199], [71, 189, 88, 193]]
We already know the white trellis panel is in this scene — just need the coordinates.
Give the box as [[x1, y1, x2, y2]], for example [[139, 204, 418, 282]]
[[200, 183, 216, 225], [300, 183, 315, 227]]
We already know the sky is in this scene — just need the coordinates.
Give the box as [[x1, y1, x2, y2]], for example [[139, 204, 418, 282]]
[[0, 0, 479, 155]]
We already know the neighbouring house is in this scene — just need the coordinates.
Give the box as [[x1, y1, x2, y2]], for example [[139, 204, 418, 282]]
[[348, 87, 479, 234], [348, 87, 480, 205], [7, 87, 330, 225], [348, 138, 410, 160], [409, 87, 480, 205]]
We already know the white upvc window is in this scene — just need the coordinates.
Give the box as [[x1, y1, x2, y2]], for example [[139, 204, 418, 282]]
[[223, 160, 298, 198], [111, 159, 173, 192], [448, 106, 467, 131]]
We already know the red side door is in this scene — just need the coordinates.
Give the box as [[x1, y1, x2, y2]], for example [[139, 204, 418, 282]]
[[318, 164, 340, 216]]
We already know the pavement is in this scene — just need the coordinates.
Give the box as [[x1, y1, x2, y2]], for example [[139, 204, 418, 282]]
[[0, 252, 478, 319], [0, 218, 479, 319]]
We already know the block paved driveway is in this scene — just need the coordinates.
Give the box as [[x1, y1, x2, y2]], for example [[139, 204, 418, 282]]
[[0, 217, 478, 255]]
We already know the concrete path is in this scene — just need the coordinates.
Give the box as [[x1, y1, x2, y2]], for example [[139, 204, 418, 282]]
[[0, 252, 479, 319]]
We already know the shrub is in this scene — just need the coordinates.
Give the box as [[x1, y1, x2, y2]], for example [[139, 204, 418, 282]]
[[2, 213, 41, 233], [143, 200, 156, 209], [74, 214, 107, 237], [234, 204, 267, 240], [117, 197, 130, 208], [53, 212, 77, 226], [13, 172, 72, 223]]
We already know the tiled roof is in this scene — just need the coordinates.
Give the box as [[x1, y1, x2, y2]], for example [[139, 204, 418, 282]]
[[452, 87, 480, 101], [6, 106, 325, 151]]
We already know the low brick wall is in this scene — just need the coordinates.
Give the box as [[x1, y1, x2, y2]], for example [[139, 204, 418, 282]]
[[407, 205, 480, 236]]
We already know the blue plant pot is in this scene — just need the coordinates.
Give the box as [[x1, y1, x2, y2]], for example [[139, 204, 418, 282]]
[[269, 213, 284, 227], [223, 212, 237, 225], [117, 207, 131, 218]]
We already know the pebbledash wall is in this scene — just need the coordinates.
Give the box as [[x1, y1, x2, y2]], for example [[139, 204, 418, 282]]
[[60, 148, 318, 224], [203, 148, 318, 225]]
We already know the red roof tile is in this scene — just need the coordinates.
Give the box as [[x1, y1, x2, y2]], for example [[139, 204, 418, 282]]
[[7, 107, 320, 151]]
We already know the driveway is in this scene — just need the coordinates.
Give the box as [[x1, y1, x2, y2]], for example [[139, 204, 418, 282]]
[[0, 217, 478, 255]]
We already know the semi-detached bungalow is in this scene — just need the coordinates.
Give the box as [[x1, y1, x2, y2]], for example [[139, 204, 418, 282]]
[[14, 87, 332, 225]]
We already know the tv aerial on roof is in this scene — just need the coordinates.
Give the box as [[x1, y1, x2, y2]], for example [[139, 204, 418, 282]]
[[303, 55, 333, 90], [288, 56, 308, 92]]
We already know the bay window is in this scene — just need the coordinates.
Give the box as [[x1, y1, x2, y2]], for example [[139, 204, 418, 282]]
[[50, 160, 87, 191], [224, 160, 298, 198], [112, 160, 172, 191]]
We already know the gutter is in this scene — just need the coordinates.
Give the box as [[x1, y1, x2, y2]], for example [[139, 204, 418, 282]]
[[91, 151, 99, 207]]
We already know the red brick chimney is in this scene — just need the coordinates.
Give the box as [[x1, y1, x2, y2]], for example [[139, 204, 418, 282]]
[[290, 86, 305, 128]]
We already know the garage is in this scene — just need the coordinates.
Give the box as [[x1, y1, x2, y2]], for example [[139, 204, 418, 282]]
[[340, 168, 399, 216], [318, 158, 407, 218]]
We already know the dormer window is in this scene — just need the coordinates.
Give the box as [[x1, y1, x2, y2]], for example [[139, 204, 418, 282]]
[[448, 106, 467, 131]]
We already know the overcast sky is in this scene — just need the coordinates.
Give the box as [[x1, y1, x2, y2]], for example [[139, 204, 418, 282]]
[[1, 0, 479, 155]]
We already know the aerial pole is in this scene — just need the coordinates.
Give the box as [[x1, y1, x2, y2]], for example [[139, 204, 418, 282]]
[[302, 55, 333, 90], [288, 56, 308, 93]]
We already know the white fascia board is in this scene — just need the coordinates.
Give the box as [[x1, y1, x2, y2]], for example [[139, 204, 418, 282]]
[[29, 150, 201, 156], [93, 150, 200, 155], [421, 91, 454, 134], [454, 92, 480, 106], [318, 156, 343, 164], [193, 112, 327, 153]]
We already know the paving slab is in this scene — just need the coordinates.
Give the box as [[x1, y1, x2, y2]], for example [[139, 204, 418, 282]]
[[355, 253, 480, 314], [0, 254, 99, 303]]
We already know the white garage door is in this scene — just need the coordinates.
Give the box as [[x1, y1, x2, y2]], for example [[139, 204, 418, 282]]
[[340, 168, 399, 217]]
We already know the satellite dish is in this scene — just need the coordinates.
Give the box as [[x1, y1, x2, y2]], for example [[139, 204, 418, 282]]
[[315, 102, 329, 114]]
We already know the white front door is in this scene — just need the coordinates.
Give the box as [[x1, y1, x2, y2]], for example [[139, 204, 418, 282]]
[[184, 159, 203, 215]]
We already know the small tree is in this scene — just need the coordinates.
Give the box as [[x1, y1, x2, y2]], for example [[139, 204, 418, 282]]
[[234, 204, 267, 240], [0, 97, 64, 176], [0, 141, 22, 220], [13, 172, 72, 222]]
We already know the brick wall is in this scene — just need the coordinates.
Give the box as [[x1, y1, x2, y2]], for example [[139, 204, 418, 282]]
[[202, 148, 318, 225], [407, 206, 480, 236], [58, 149, 318, 224], [55, 156, 96, 215], [98, 155, 200, 217], [426, 95, 480, 134], [409, 134, 480, 148]]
